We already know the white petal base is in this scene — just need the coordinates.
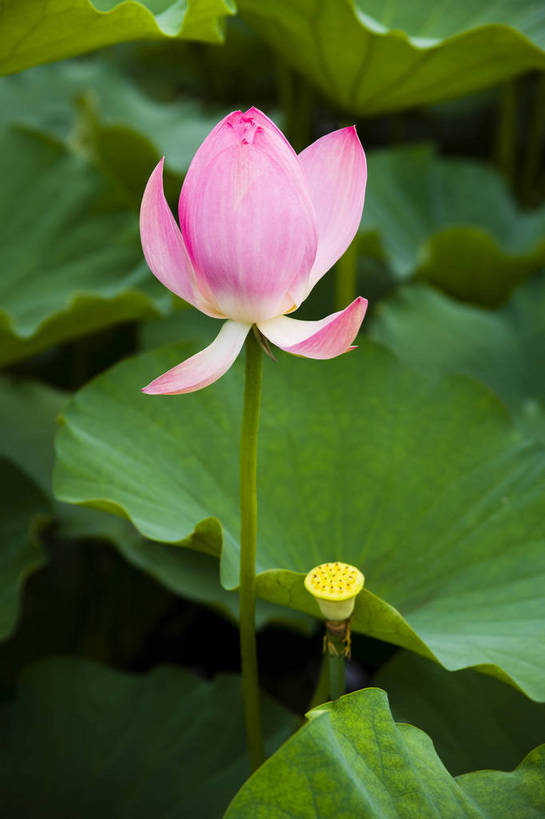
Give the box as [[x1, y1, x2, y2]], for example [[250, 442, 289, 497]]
[[142, 320, 250, 395]]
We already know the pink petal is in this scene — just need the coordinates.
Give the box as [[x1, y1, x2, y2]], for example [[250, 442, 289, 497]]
[[142, 320, 250, 395], [258, 297, 367, 360], [298, 127, 367, 294], [178, 109, 318, 324], [140, 159, 223, 317]]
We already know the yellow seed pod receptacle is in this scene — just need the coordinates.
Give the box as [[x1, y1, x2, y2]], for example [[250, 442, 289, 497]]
[[304, 561, 364, 621]]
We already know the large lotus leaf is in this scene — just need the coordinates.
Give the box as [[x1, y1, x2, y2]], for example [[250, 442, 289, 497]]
[[361, 145, 545, 305], [376, 652, 545, 776], [0, 376, 308, 630], [239, 0, 545, 115], [0, 0, 234, 76], [225, 687, 545, 818], [0, 60, 225, 176], [370, 278, 545, 442], [54, 339, 545, 699], [0, 459, 48, 641], [0, 657, 296, 818], [0, 126, 171, 365]]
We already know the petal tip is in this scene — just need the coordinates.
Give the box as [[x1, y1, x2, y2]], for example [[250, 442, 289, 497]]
[[140, 321, 250, 397], [259, 297, 367, 361], [355, 295, 368, 312], [149, 156, 165, 181]]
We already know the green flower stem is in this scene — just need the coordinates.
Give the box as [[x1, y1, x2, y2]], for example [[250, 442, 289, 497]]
[[334, 240, 358, 311], [328, 651, 346, 700], [326, 621, 348, 700], [308, 653, 330, 710], [521, 73, 545, 205], [495, 79, 518, 186], [276, 62, 314, 152], [239, 329, 264, 771]]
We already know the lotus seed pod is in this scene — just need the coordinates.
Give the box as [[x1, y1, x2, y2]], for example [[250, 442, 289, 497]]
[[304, 561, 364, 621]]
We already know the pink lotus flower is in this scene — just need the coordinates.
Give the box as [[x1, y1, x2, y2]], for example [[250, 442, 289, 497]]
[[140, 108, 367, 394]]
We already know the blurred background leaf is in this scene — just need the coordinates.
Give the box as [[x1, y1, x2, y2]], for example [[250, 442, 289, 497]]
[[0, 657, 297, 818], [239, 0, 545, 114], [0, 0, 235, 75], [0, 126, 171, 365], [0, 58, 229, 182], [0, 460, 48, 641], [360, 145, 545, 305]]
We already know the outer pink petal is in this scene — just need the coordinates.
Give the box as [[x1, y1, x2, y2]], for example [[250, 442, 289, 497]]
[[298, 127, 367, 294], [258, 297, 367, 360], [142, 320, 250, 395], [140, 159, 223, 317], [179, 109, 318, 323]]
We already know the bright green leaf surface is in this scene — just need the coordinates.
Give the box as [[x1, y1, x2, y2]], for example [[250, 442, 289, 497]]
[[225, 687, 545, 818], [0, 460, 48, 640], [361, 145, 545, 305], [0, 0, 234, 76], [0, 657, 296, 817], [376, 652, 545, 776], [239, 0, 545, 115], [370, 278, 545, 442], [0, 126, 171, 365], [54, 340, 545, 699]]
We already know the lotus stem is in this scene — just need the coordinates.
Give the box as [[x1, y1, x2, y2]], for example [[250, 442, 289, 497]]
[[521, 73, 545, 206], [239, 329, 265, 771], [308, 652, 330, 709], [276, 62, 314, 152], [495, 79, 518, 187], [325, 619, 350, 700]]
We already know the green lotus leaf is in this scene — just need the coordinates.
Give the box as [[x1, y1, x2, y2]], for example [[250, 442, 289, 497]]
[[0, 459, 48, 640], [376, 651, 545, 776], [0, 59, 226, 176], [54, 339, 545, 699], [0, 376, 309, 631], [0, 657, 297, 817], [361, 145, 545, 305], [0, 126, 171, 365], [225, 687, 545, 818], [0, 0, 235, 76], [239, 0, 545, 115], [370, 277, 545, 442], [0, 378, 62, 640]]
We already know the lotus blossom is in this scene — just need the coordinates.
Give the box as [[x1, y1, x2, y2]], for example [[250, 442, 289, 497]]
[[140, 108, 367, 394]]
